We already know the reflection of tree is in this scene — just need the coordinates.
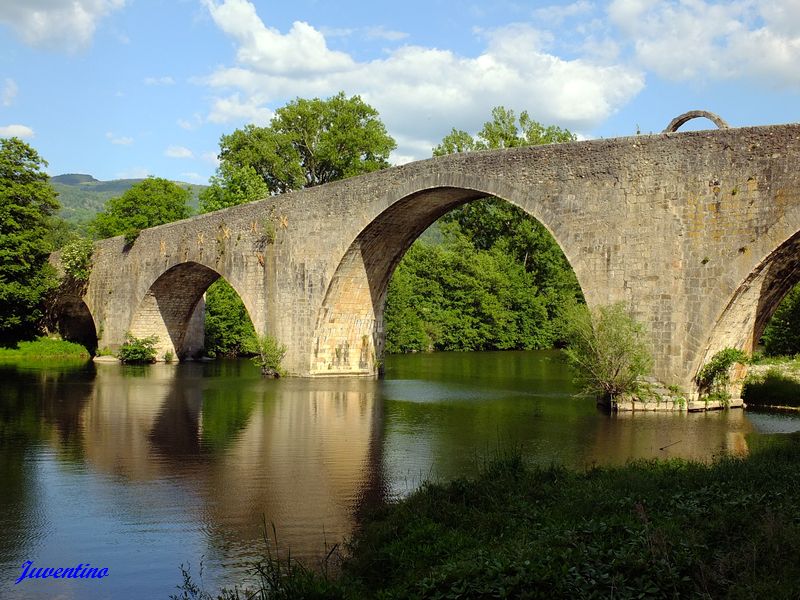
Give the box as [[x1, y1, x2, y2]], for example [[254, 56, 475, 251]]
[[199, 389, 256, 453], [0, 363, 95, 565]]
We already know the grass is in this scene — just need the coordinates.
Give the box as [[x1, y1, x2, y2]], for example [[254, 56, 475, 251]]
[[174, 435, 800, 599], [0, 337, 90, 361]]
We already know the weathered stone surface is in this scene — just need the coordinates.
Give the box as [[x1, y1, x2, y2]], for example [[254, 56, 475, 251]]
[[51, 123, 800, 396]]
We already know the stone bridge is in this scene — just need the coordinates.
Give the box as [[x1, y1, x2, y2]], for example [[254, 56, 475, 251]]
[[52, 118, 800, 397]]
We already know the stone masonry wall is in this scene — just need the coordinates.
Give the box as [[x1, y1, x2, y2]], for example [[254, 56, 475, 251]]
[[59, 123, 800, 394]]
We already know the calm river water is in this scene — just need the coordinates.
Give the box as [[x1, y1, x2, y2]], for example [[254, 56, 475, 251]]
[[1, 350, 799, 598]]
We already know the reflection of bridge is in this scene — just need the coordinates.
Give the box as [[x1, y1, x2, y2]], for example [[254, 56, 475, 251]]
[[53, 118, 800, 395]]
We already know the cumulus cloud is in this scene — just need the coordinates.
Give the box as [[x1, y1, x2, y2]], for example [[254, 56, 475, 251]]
[[2, 79, 18, 106], [0, 0, 126, 52], [364, 26, 409, 41], [106, 131, 133, 145], [0, 124, 34, 138], [165, 145, 194, 159], [199, 1, 645, 161], [607, 0, 800, 87]]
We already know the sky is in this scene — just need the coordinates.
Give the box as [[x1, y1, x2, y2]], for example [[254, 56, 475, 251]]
[[0, 0, 798, 184]]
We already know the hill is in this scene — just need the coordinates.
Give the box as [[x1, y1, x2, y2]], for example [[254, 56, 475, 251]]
[[51, 173, 206, 224]]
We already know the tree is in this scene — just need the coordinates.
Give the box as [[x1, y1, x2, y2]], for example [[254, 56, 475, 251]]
[[563, 303, 653, 402], [762, 283, 800, 356], [217, 92, 396, 194], [0, 137, 60, 343], [89, 177, 191, 243], [198, 163, 269, 214]]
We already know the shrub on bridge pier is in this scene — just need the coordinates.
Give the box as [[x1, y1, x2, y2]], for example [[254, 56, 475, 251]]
[[118, 333, 159, 364]]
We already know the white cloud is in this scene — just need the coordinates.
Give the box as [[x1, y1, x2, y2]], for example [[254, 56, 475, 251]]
[[203, 0, 354, 75], [207, 93, 273, 125], [2, 79, 18, 106], [364, 26, 409, 41], [199, 1, 645, 162], [144, 76, 175, 86], [0, 124, 34, 138], [165, 145, 194, 159], [608, 0, 800, 87], [533, 1, 594, 25], [0, 0, 126, 52], [106, 131, 133, 145], [201, 151, 221, 167]]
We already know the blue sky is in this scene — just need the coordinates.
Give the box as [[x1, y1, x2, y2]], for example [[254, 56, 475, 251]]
[[0, 0, 798, 184]]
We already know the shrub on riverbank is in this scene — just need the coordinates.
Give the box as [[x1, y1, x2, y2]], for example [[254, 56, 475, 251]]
[[743, 367, 800, 408], [0, 336, 90, 360], [174, 434, 800, 599]]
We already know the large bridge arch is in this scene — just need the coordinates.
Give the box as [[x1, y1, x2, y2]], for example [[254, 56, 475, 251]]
[[308, 174, 594, 375]]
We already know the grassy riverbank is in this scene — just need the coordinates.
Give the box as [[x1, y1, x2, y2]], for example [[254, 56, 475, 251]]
[[0, 337, 90, 361], [175, 433, 800, 599]]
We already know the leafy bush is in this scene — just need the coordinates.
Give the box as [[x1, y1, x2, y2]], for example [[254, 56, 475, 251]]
[[60, 237, 94, 281], [696, 347, 748, 398], [742, 367, 800, 407], [252, 334, 286, 377], [118, 333, 158, 364], [0, 336, 89, 360], [563, 303, 653, 402]]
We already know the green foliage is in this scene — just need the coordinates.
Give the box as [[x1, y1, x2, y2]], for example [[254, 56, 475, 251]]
[[60, 237, 94, 281], [0, 336, 89, 360], [177, 435, 800, 599], [252, 334, 287, 377], [218, 91, 396, 193], [433, 106, 575, 155], [204, 280, 257, 357], [163, 350, 174, 363], [118, 333, 158, 364], [696, 347, 749, 397], [762, 282, 800, 356], [198, 163, 269, 214], [0, 137, 61, 344], [743, 367, 800, 408], [89, 177, 191, 243], [384, 234, 552, 353], [563, 303, 654, 401]]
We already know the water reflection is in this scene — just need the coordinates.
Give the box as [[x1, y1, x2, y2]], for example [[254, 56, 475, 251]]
[[0, 352, 798, 598]]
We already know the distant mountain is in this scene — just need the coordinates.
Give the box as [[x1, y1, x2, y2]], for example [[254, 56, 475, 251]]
[[51, 173, 206, 224]]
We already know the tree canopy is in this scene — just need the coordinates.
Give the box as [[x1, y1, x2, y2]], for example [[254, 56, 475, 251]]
[[0, 137, 60, 343], [89, 177, 191, 243], [217, 92, 396, 194], [198, 163, 269, 214]]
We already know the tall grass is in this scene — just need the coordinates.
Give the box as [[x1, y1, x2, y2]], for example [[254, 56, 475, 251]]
[[0, 337, 89, 361]]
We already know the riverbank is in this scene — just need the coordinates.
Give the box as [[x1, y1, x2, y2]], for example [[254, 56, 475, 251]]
[[177, 432, 800, 599], [0, 337, 90, 361]]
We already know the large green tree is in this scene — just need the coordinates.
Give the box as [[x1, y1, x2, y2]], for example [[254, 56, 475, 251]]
[[89, 177, 191, 242], [0, 137, 60, 343], [198, 163, 269, 214], [217, 91, 396, 193]]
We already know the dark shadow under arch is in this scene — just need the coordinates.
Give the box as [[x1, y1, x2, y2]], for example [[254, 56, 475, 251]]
[[52, 296, 98, 355]]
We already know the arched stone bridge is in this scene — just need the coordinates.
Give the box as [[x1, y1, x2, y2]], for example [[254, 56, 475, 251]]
[[54, 121, 800, 396]]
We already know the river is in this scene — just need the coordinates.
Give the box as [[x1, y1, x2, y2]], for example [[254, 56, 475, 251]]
[[1, 350, 798, 598]]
